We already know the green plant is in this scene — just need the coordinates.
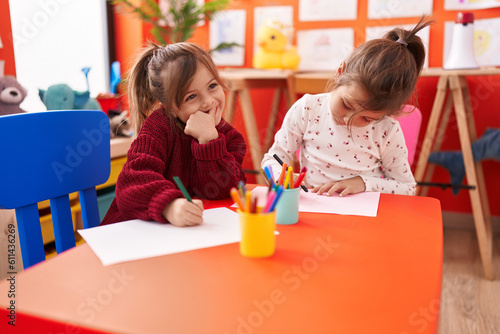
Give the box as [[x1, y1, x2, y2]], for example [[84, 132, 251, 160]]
[[110, 0, 239, 52]]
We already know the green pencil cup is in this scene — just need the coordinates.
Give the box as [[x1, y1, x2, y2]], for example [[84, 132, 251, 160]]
[[275, 187, 300, 225]]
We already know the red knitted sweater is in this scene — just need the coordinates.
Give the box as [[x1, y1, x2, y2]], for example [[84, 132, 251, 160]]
[[101, 109, 247, 225]]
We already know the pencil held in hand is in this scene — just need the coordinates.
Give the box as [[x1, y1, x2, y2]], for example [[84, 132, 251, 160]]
[[294, 167, 307, 189], [173, 176, 192, 202]]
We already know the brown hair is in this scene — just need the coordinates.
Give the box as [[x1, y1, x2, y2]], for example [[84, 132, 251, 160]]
[[328, 16, 433, 124], [127, 41, 226, 134]]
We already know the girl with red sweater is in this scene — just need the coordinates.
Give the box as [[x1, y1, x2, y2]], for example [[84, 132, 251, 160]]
[[101, 42, 246, 227]]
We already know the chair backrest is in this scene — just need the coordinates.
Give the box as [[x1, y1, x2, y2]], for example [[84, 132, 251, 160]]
[[0, 110, 110, 268], [394, 105, 422, 166]]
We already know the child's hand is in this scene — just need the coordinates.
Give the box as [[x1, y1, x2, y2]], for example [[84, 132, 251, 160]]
[[162, 198, 204, 227], [184, 108, 219, 144], [311, 176, 366, 197]]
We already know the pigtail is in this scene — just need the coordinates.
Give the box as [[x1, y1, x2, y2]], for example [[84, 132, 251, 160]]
[[127, 41, 163, 134], [383, 16, 433, 75]]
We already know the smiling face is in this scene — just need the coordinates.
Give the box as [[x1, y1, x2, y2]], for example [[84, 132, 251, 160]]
[[329, 83, 387, 128], [172, 63, 225, 126]]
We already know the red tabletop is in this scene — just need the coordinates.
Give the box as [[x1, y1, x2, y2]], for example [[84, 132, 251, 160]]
[[0, 193, 442, 334]]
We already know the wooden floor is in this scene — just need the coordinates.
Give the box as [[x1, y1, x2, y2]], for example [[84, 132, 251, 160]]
[[438, 228, 500, 334]]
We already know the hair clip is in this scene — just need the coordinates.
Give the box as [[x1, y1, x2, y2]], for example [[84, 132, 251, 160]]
[[396, 38, 408, 47]]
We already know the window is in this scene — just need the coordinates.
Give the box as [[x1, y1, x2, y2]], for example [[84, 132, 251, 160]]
[[9, 0, 110, 112]]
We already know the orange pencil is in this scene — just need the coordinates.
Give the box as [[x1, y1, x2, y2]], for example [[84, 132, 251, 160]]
[[279, 163, 287, 185], [230, 187, 245, 211]]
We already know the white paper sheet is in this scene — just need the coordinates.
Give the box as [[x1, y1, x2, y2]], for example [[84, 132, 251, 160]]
[[78, 208, 240, 266], [236, 186, 380, 217]]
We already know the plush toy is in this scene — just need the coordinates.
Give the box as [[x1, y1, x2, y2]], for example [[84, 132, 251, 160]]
[[0, 75, 27, 116], [38, 67, 101, 111], [253, 20, 300, 70], [428, 128, 500, 195], [108, 109, 133, 138], [39, 84, 101, 110]]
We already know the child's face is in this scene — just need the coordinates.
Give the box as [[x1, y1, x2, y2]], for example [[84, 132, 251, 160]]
[[329, 83, 386, 127], [173, 64, 225, 125]]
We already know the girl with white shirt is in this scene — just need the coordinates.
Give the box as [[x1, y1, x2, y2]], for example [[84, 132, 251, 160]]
[[262, 17, 433, 197]]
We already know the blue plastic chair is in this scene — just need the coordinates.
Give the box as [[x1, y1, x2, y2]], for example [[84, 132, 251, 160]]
[[0, 110, 110, 269]]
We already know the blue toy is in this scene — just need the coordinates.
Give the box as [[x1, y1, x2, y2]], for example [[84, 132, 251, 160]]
[[428, 128, 500, 194], [38, 68, 101, 111]]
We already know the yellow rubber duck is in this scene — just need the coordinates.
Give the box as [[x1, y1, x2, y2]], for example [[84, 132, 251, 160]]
[[253, 22, 300, 70]]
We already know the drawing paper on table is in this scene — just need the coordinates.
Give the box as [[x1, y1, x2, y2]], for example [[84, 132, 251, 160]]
[[78, 208, 240, 266], [237, 186, 380, 217]]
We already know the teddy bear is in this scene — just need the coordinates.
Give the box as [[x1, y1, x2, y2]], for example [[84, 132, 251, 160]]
[[0, 75, 27, 116]]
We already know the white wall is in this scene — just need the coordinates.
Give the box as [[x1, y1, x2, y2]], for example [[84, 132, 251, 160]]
[[9, 0, 109, 112]]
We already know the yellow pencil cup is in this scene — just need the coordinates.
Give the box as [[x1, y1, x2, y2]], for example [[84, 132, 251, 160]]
[[238, 209, 276, 258]]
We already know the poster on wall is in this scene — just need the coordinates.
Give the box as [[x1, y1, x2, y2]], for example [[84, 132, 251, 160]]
[[209, 10, 246, 66], [443, 17, 500, 67], [298, 0, 357, 21], [297, 28, 354, 71], [368, 0, 433, 19], [444, 0, 500, 10], [253, 6, 294, 56], [365, 24, 431, 68]]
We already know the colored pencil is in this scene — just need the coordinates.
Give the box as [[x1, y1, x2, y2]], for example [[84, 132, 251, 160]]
[[230, 187, 245, 211], [284, 166, 292, 189], [263, 191, 276, 213], [173, 176, 192, 202], [260, 169, 271, 186], [250, 195, 257, 213], [294, 167, 307, 189], [273, 154, 308, 192], [245, 191, 251, 213], [263, 166, 273, 183], [238, 180, 247, 199], [268, 186, 284, 212], [279, 163, 287, 185]]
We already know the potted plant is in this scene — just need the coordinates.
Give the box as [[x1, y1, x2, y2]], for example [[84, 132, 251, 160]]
[[109, 0, 237, 52]]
